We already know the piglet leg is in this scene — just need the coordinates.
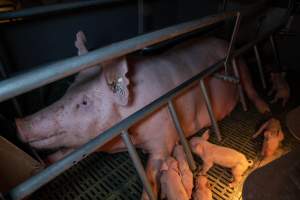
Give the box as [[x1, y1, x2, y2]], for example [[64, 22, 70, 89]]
[[201, 160, 213, 175], [141, 155, 164, 200], [229, 165, 244, 188]]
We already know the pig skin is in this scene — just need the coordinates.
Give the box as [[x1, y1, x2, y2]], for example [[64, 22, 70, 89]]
[[252, 118, 284, 159], [190, 130, 253, 188], [173, 144, 194, 199], [160, 157, 189, 200], [192, 175, 212, 200], [16, 31, 268, 199]]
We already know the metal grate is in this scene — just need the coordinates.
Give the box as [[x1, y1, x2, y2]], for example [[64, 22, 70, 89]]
[[31, 104, 297, 200]]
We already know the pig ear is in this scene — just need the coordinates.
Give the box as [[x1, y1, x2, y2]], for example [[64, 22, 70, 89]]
[[201, 130, 210, 141], [104, 57, 130, 106]]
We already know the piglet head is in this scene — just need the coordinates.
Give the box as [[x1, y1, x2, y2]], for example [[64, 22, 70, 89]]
[[264, 129, 284, 142], [189, 130, 209, 156], [16, 57, 130, 151]]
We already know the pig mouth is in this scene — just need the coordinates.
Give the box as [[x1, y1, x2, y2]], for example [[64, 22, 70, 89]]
[[28, 131, 67, 149]]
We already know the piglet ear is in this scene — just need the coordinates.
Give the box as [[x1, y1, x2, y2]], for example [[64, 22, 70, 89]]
[[201, 130, 210, 141], [104, 57, 130, 106]]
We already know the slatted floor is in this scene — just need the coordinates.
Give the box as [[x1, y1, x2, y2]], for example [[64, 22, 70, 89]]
[[31, 103, 298, 200]]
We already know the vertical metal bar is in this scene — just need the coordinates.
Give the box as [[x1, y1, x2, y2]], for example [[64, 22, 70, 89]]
[[199, 79, 222, 141], [224, 12, 241, 74], [253, 45, 266, 89], [221, 0, 228, 11], [121, 130, 156, 200], [232, 58, 248, 111], [269, 34, 282, 70], [167, 101, 196, 171], [138, 0, 144, 34]]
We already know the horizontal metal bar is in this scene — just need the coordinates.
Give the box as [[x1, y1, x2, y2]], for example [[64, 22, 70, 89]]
[[0, 0, 126, 21], [168, 101, 196, 171], [5, 58, 226, 200], [121, 130, 156, 200], [0, 12, 235, 103]]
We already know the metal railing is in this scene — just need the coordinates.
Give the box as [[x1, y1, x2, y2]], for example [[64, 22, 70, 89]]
[[0, 0, 127, 21], [2, 6, 289, 200]]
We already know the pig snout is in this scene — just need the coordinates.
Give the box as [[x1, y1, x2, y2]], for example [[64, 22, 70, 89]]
[[15, 108, 67, 149]]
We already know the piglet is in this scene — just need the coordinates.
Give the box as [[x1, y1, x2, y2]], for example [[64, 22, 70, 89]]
[[160, 157, 189, 200], [193, 175, 212, 200], [252, 118, 284, 159], [190, 130, 252, 188], [268, 72, 290, 107], [173, 145, 194, 199]]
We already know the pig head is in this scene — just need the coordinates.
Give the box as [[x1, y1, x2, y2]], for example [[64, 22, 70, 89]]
[[262, 129, 284, 158], [16, 57, 130, 151]]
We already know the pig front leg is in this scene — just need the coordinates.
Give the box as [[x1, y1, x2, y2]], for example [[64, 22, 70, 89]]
[[141, 154, 165, 200], [237, 59, 270, 114]]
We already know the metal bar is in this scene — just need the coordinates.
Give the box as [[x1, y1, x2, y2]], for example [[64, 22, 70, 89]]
[[5, 59, 225, 200], [0, 12, 235, 103], [232, 58, 247, 111], [167, 101, 196, 171], [221, 0, 228, 11], [253, 45, 267, 89], [199, 79, 222, 141], [269, 34, 282, 71], [0, 0, 126, 21], [121, 130, 155, 200], [214, 73, 239, 84], [138, 0, 144, 34], [224, 12, 241, 74]]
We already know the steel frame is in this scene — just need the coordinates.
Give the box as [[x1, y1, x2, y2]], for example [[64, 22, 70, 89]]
[[1, 5, 289, 200]]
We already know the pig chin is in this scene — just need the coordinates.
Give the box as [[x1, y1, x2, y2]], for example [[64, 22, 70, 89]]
[[15, 118, 66, 149]]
